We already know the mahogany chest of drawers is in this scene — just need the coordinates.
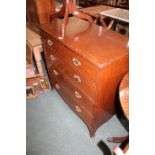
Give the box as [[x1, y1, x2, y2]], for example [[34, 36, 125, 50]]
[[40, 17, 129, 137]]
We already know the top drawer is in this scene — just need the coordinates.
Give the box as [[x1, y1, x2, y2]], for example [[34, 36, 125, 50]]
[[42, 35, 97, 81]]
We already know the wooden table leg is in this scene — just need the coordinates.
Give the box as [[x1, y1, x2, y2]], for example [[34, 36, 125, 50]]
[[100, 16, 115, 30], [33, 46, 44, 76]]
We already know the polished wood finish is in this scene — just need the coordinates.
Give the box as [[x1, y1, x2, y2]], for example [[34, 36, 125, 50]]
[[42, 38, 97, 80], [26, 0, 40, 26], [26, 0, 55, 26], [40, 17, 129, 137], [78, 0, 129, 9], [79, 2, 129, 31], [35, 0, 55, 24], [50, 0, 94, 38], [80, 5, 115, 29], [80, 5, 113, 17], [43, 44, 96, 99], [55, 82, 94, 128], [107, 73, 129, 146], [119, 73, 129, 119]]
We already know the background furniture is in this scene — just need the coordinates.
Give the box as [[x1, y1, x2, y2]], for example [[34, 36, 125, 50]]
[[80, 5, 115, 29], [119, 73, 129, 119], [26, 0, 56, 98], [100, 8, 129, 23], [26, 0, 56, 31], [100, 7, 129, 33], [79, 5, 114, 18], [26, 27, 49, 99], [40, 17, 129, 137], [50, 0, 94, 38], [107, 73, 129, 154], [26, 0, 40, 27], [80, 5, 129, 34], [34, 0, 56, 25], [78, 0, 129, 9]]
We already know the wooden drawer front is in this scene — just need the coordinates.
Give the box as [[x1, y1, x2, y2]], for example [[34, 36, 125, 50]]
[[64, 69, 96, 100], [49, 68, 95, 113], [43, 37, 97, 81], [43, 44, 58, 69], [62, 77, 95, 113], [54, 82, 94, 125], [43, 44, 96, 99]]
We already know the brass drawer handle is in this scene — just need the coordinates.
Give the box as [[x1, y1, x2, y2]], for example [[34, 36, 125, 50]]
[[53, 69, 59, 76], [72, 58, 81, 67], [47, 39, 53, 46], [75, 105, 81, 113], [73, 75, 81, 83], [74, 91, 82, 99], [50, 54, 55, 62], [55, 83, 60, 90]]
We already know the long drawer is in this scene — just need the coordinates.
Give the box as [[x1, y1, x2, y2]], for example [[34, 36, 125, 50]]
[[53, 81, 94, 126], [49, 69, 95, 114], [43, 44, 96, 100], [42, 35, 97, 81]]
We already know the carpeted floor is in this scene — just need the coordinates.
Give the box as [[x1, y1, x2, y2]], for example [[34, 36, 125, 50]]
[[26, 88, 128, 155], [26, 55, 128, 155]]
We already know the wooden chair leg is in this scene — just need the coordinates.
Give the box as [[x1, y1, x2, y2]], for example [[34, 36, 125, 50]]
[[100, 17, 115, 30], [73, 10, 94, 23], [50, 0, 94, 38], [107, 19, 115, 30], [50, 2, 66, 20], [62, 6, 69, 38]]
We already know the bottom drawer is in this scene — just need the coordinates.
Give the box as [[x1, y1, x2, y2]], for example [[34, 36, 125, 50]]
[[54, 82, 94, 127], [48, 69, 95, 113]]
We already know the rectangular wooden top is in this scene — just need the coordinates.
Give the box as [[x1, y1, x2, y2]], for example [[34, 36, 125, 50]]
[[40, 17, 129, 68], [26, 27, 42, 47], [79, 5, 114, 18]]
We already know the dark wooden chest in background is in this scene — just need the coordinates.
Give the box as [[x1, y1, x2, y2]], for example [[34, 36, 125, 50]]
[[26, 0, 55, 27]]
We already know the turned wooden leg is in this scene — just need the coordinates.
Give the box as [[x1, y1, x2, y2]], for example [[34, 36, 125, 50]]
[[69, 0, 94, 23], [100, 17, 115, 30], [61, 1, 94, 38], [107, 19, 115, 30], [33, 46, 44, 76], [100, 17, 108, 29], [50, 0, 94, 38], [61, 5, 69, 38]]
